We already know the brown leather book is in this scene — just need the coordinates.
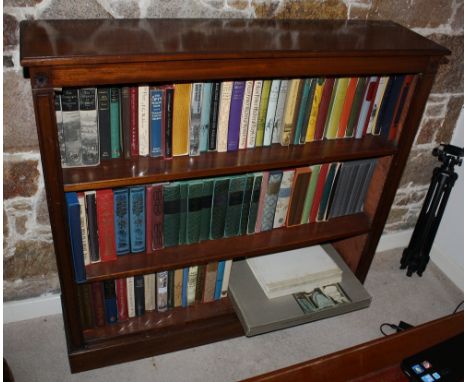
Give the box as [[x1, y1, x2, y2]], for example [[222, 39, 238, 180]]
[[202, 262, 218, 303], [286, 167, 312, 227]]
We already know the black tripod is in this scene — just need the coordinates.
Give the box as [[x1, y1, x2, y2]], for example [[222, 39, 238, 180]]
[[400, 143, 463, 277]]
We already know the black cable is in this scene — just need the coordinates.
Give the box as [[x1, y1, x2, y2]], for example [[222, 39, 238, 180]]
[[379, 323, 399, 336], [452, 300, 464, 314]]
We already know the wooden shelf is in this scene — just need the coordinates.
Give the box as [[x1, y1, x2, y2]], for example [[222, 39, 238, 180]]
[[63, 136, 397, 192], [84, 213, 371, 282]]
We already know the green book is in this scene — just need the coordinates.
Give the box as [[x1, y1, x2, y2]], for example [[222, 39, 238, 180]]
[[178, 183, 188, 245], [110, 87, 121, 158], [345, 77, 368, 137], [239, 174, 255, 235], [325, 78, 350, 139], [210, 177, 230, 240], [186, 180, 204, 244], [255, 80, 272, 147], [300, 164, 321, 224], [247, 173, 263, 234], [199, 179, 214, 242], [163, 183, 180, 247], [224, 175, 247, 238], [293, 78, 315, 145], [317, 163, 341, 222]]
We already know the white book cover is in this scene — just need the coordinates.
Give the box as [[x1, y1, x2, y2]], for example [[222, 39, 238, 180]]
[[189, 82, 204, 156], [77, 194, 91, 266], [220, 259, 233, 298], [272, 169, 295, 228], [238, 80, 254, 149], [216, 81, 233, 152], [144, 273, 156, 311], [246, 246, 342, 299], [138, 85, 150, 156], [369, 76, 389, 135], [246, 80, 263, 148], [157, 271, 168, 312], [187, 266, 198, 306], [272, 80, 289, 144], [126, 277, 136, 318], [263, 79, 282, 146]]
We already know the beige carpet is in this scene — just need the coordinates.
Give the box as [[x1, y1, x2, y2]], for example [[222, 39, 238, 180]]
[[3, 248, 463, 382]]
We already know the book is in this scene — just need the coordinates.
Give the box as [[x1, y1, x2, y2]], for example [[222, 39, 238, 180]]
[[149, 87, 163, 157], [324, 162, 343, 221], [84, 191, 99, 263], [272, 80, 289, 144], [186, 180, 204, 244], [314, 78, 335, 140], [167, 270, 174, 309], [324, 78, 350, 139], [263, 79, 281, 146], [126, 276, 135, 318], [113, 188, 130, 255], [147, 183, 164, 252], [173, 83, 191, 156], [202, 262, 218, 303], [138, 85, 149, 156], [224, 175, 247, 237], [377, 75, 405, 138], [97, 88, 111, 160], [297, 78, 317, 144], [316, 163, 341, 222], [182, 267, 189, 307], [254, 172, 269, 233], [65, 192, 86, 283], [210, 177, 230, 240], [144, 273, 156, 311], [345, 77, 368, 138], [77, 193, 91, 266], [220, 259, 233, 298], [157, 271, 168, 312], [109, 87, 121, 158], [309, 163, 330, 222], [369, 77, 390, 135], [300, 164, 321, 224], [163, 183, 180, 247], [79, 87, 99, 166], [208, 82, 221, 151], [246, 173, 263, 234], [115, 278, 128, 321], [390, 75, 418, 141], [239, 174, 254, 235], [238, 80, 254, 149], [199, 82, 213, 153], [246, 80, 263, 148], [260, 171, 283, 231], [328, 161, 357, 219], [355, 76, 379, 139], [214, 261, 225, 300], [199, 179, 214, 242], [173, 268, 183, 308], [255, 80, 272, 147], [178, 183, 188, 245], [96, 189, 117, 262], [351, 159, 377, 214], [77, 284, 94, 329], [216, 81, 233, 152], [134, 275, 145, 316], [61, 89, 82, 167], [280, 79, 301, 146], [186, 266, 198, 306], [121, 86, 131, 159], [189, 82, 203, 156], [336, 78, 358, 138], [227, 81, 246, 151], [129, 86, 139, 157], [55, 94, 66, 165], [195, 265, 206, 303], [91, 282, 105, 327], [163, 86, 174, 159], [103, 280, 118, 324], [305, 78, 325, 142], [273, 169, 295, 228], [129, 186, 145, 253], [286, 167, 312, 227]]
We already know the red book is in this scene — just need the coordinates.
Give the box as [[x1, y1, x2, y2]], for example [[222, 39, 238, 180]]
[[309, 163, 330, 222], [129, 86, 139, 157], [91, 282, 106, 327], [314, 78, 335, 141], [146, 184, 164, 253], [115, 278, 128, 321], [389, 75, 417, 141], [337, 78, 358, 138], [96, 189, 117, 262], [286, 167, 312, 227]]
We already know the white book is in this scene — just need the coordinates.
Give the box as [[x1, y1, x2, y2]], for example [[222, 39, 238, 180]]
[[55, 94, 66, 166], [238, 80, 254, 149], [263, 79, 282, 146], [272, 80, 289, 144], [77, 193, 91, 266], [186, 266, 198, 306], [246, 246, 342, 299], [189, 82, 204, 156], [216, 81, 233, 152], [138, 85, 150, 156], [355, 76, 378, 139], [246, 80, 263, 148], [369, 76, 389, 135], [156, 271, 168, 312], [220, 259, 233, 298], [126, 277, 135, 318], [272, 169, 295, 228], [144, 273, 156, 311]]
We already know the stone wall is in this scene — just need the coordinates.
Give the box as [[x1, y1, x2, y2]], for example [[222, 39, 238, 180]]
[[3, 0, 463, 301]]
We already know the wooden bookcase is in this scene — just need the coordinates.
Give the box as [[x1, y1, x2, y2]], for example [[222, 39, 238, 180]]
[[20, 19, 448, 373]]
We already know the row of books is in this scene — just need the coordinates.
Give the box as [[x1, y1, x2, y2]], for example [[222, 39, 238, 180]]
[[66, 158, 376, 283], [56, 74, 416, 167], [78, 261, 231, 328]]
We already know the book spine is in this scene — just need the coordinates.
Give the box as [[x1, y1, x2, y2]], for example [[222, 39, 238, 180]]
[[126, 276, 135, 318], [314, 78, 335, 140], [199, 179, 214, 242], [293, 78, 312, 144], [254, 172, 269, 233], [129, 86, 139, 157], [286, 168, 312, 227], [173, 83, 191, 156], [363, 77, 380, 135], [246, 80, 263, 148], [220, 259, 233, 298], [208, 82, 221, 151], [151, 184, 164, 251], [97, 88, 111, 160], [355, 76, 379, 139], [216, 81, 233, 153], [138, 85, 149, 156], [393, 75, 418, 142], [238, 80, 254, 149], [144, 273, 156, 311], [273, 169, 295, 228], [263, 79, 281, 146], [163, 86, 174, 159], [189, 82, 204, 156], [210, 178, 230, 240], [77, 193, 91, 266], [239, 174, 254, 235], [145, 186, 153, 253], [186, 266, 198, 306], [129, 186, 146, 253], [202, 262, 218, 303], [324, 78, 349, 139], [91, 282, 106, 326], [345, 77, 368, 138], [227, 81, 246, 151], [85, 191, 100, 263], [77, 284, 94, 329], [157, 271, 168, 312], [167, 269, 174, 309], [317, 163, 339, 222], [61, 89, 82, 166], [280, 79, 300, 146], [309, 163, 330, 222], [178, 183, 188, 245], [113, 188, 130, 255], [272, 80, 289, 144], [305, 78, 325, 142], [388, 75, 413, 140], [55, 94, 66, 166], [298, 78, 317, 144], [173, 268, 183, 308], [246, 173, 263, 234], [195, 264, 206, 303], [199, 83, 213, 153], [134, 275, 145, 316], [300, 164, 321, 223], [163, 183, 180, 247], [65, 192, 86, 283], [369, 77, 390, 135], [115, 278, 128, 321], [255, 80, 272, 147], [110, 87, 121, 158], [337, 77, 358, 138], [96, 189, 117, 262], [149, 87, 163, 157], [79, 87, 100, 166], [181, 267, 189, 307], [260, 171, 283, 231], [214, 261, 225, 300], [224, 175, 246, 238], [121, 87, 131, 159], [186, 181, 204, 244], [103, 280, 118, 324]]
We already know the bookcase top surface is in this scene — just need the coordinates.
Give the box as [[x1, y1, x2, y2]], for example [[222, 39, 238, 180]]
[[20, 19, 449, 67]]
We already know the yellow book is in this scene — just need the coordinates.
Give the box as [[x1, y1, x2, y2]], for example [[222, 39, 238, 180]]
[[305, 78, 325, 142], [173, 268, 184, 307], [325, 78, 350, 139], [172, 83, 192, 156], [280, 79, 301, 146]]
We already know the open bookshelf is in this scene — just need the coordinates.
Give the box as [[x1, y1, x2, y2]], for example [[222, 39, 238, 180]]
[[20, 19, 448, 372]]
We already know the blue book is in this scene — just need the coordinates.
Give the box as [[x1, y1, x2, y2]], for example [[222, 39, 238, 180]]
[[129, 187, 145, 253], [65, 192, 86, 283], [103, 280, 118, 324], [214, 261, 226, 300], [149, 87, 163, 157], [227, 81, 246, 151], [199, 83, 213, 153], [113, 188, 130, 255], [182, 267, 189, 307], [379, 75, 405, 138]]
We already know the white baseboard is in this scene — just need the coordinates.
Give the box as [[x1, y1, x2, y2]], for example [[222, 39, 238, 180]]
[[376, 230, 412, 252], [430, 246, 464, 291]]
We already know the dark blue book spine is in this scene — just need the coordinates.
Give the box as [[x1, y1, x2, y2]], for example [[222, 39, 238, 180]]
[[182, 267, 189, 307], [227, 81, 246, 151], [65, 192, 86, 283], [134, 275, 145, 317], [379, 75, 405, 138], [214, 261, 225, 300], [149, 88, 163, 157], [103, 280, 118, 323], [129, 187, 146, 253], [113, 188, 130, 255]]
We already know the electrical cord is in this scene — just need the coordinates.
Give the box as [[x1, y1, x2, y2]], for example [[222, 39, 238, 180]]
[[379, 323, 399, 336], [452, 301, 464, 314]]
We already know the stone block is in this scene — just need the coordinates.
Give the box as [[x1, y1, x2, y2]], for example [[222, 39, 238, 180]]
[[436, 95, 463, 143], [146, 0, 245, 18], [3, 55, 14, 68], [430, 34, 463, 94], [39, 0, 112, 19], [395, 189, 427, 206], [228, 0, 250, 10], [275, 0, 347, 19], [399, 148, 439, 187], [4, 159, 40, 199], [15, 215, 28, 235], [349, 4, 370, 19], [3, 276, 60, 301], [253, 1, 281, 17], [4, 13, 18, 48], [36, 188, 51, 225], [424, 103, 445, 118], [452, 1, 463, 33], [98, 0, 140, 18], [416, 118, 443, 144]]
